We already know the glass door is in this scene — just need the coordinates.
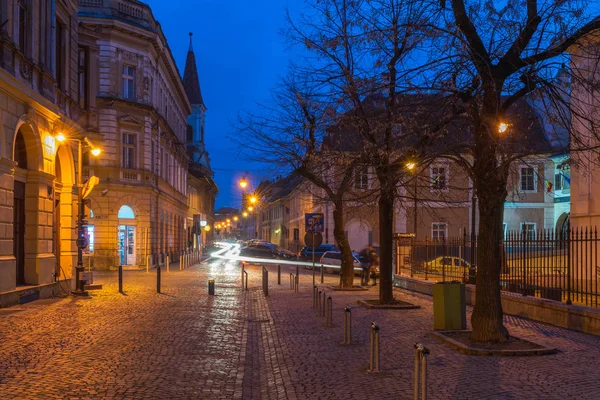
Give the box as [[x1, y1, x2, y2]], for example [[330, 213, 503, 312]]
[[118, 225, 137, 266]]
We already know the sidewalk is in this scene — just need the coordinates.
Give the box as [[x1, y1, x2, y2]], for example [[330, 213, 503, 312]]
[[0, 259, 598, 399]]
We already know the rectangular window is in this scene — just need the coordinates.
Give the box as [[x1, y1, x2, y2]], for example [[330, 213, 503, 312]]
[[122, 65, 136, 100], [293, 228, 300, 241], [122, 133, 136, 169], [354, 166, 369, 190], [18, 2, 28, 53], [554, 173, 562, 191], [432, 223, 447, 241], [520, 167, 535, 191], [431, 166, 447, 190], [56, 21, 65, 89], [521, 223, 536, 240], [78, 47, 88, 108]]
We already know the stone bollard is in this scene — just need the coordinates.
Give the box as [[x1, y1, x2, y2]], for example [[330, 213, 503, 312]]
[[325, 296, 333, 327], [166, 255, 170, 273]]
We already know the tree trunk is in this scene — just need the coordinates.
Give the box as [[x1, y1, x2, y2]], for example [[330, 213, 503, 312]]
[[378, 184, 395, 304], [333, 204, 354, 288], [470, 133, 510, 342]]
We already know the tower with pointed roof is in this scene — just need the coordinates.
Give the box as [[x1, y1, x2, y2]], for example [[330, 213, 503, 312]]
[[184, 32, 212, 173]]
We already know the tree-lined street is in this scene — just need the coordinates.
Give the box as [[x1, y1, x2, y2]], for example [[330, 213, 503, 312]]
[[2, 255, 600, 399]]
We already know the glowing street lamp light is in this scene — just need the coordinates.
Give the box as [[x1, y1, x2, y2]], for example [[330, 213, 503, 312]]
[[498, 122, 508, 133], [233, 216, 239, 222], [406, 162, 416, 171], [239, 177, 248, 189], [248, 206, 254, 212], [242, 212, 248, 218], [204, 225, 211, 232], [250, 196, 257, 204]]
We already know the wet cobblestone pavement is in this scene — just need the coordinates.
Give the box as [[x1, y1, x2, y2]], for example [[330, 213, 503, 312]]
[[1, 255, 600, 399]]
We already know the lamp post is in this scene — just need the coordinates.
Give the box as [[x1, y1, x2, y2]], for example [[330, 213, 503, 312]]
[[406, 162, 417, 237], [55, 133, 101, 295]]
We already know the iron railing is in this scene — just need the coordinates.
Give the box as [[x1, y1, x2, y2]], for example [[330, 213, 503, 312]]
[[396, 227, 599, 309]]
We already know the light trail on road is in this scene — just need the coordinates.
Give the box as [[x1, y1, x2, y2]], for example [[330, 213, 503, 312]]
[[210, 242, 362, 272]]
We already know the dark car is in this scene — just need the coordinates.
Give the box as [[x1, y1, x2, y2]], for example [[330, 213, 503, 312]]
[[239, 243, 296, 260], [299, 244, 340, 265]]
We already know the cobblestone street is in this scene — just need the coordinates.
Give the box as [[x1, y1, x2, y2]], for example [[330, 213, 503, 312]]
[[1, 257, 600, 399]]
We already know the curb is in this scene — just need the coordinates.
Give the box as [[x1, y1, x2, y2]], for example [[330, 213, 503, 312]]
[[431, 331, 558, 356], [357, 299, 421, 310]]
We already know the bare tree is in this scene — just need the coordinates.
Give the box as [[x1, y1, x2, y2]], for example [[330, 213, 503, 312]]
[[235, 75, 363, 288], [415, 0, 600, 341]]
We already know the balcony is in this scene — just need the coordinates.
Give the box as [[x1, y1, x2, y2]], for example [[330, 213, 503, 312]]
[[120, 169, 141, 183], [79, 0, 159, 33]]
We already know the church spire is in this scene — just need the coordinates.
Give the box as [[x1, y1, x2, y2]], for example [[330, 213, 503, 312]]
[[183, 32, 206, 108]]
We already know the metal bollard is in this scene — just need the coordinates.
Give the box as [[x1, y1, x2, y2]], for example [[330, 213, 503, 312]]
[[146, 255, 150, 273], [342, 306, 352, 344], [290, 273, 294, 290], [325, 296, 333, 327], [166, 255, 170, 273], [118, 265, 123, 293], [313, 285, 318, 308], [321, 290, 327, 317], [179, 255, 183, 271], [368, 322, 380, 373], [242, 262, 246, 288], [277, 264, 281, 285], [295, 275, 299, 293], [320, 263, 324, 283], [262, 266, 269, 297], [317, 290, 322, 315], [413, 343, 430, 400], [157, 266, 161, 293], [243, 270, 249, 291], [208, 279, 215, 295]]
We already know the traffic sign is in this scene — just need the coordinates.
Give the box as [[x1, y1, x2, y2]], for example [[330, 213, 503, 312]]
[[304, 231, 323, 248], [305, 213, 324, 233]]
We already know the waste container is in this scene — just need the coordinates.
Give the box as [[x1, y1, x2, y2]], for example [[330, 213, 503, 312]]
[[433, 282, 466, 330]]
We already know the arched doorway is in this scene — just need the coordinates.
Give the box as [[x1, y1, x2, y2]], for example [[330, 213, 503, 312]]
[[54, 145, 76, 280], [118, 205, 136, 265], [13, 129, 27, 284], [556, 213, 570, 239]]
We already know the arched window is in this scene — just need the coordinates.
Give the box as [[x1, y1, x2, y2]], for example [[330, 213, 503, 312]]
[[118, 205, 135, 219]]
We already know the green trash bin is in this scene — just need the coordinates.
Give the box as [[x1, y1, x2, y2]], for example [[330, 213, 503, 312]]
[[433, 282, 466, 330]]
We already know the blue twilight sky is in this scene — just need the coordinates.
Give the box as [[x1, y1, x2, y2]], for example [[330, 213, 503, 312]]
[[144, 0, 305, 209]]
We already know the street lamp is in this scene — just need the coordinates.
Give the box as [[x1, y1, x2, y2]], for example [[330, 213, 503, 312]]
[[239, 176, 248, 189], [498, 122, 508, 133], [248, 206, 254, 212], [242, 211, 248, 218], [250, 195, 257, 204], [406, 162, 418, 237], [55, 133, 102, 295]]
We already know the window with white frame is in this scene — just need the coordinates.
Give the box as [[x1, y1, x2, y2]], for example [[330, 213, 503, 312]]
[[431, 165, 447, 190], [122, 65, 136, 100], [354, 166, 369, 190], [122, 133, 136, 169], [432, 223, 447, 241], [519, 167, 536, 192], [520, 222, 536, 239]]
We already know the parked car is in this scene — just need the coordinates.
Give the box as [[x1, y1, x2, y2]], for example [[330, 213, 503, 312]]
[[239, 242, 296, 260], [299, 244, 340, 265], [422, 256, 471, 276], [319, 251, 362, 274]]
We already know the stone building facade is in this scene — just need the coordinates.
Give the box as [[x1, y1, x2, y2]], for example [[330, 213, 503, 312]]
[[0, 0, 82, 297], [79, 1, 191, 269]]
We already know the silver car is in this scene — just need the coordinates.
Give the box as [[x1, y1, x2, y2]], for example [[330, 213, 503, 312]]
[[319, 251, 362, 274]]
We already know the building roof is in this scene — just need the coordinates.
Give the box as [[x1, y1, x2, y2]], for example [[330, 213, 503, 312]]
[[183, 33, 206, 108]]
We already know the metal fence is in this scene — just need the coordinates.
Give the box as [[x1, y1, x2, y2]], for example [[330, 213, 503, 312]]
[[396, 227, 600, 309]]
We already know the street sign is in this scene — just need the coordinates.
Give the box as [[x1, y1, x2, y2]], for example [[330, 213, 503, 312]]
[[304, 231, 323, 248], [305, 213, 324, 233]]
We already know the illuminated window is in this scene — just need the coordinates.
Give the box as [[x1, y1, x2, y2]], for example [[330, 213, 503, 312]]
[[118, 205, 135, 219]]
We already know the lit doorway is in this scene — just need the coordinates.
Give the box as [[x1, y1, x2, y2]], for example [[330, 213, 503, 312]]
[[118, 205, 136, 266]]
